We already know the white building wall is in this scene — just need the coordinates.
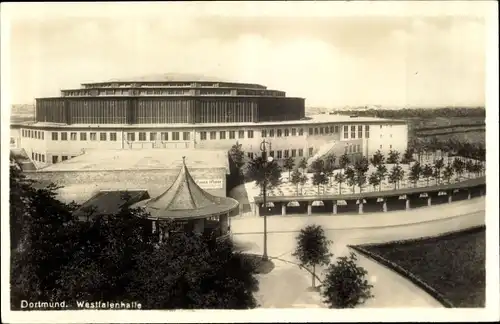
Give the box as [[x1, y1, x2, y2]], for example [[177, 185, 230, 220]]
[[367, 123, 408, 157]]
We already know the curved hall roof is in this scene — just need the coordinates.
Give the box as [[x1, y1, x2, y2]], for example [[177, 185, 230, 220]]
[[132, 156, 238, 220], [103, 73, 235, 83]]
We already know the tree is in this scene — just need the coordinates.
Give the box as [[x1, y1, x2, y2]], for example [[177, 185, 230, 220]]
[[310, 159, 325, 174], [334, 172, 346, 194], [408, 161, 422, 187], [10, 165, 36, 250], [245, 155, 282, 191], [11, 169, 260, 310], [291, 169, 303, 195], [298, 158, 308, 174], [312, 171, 329, 195], [442, 164, 454, 184], [338, 153, 350, 172], [292, 225, 333, 290], [228, 142, 245, 176], [388, 164, 404, 190], [386, 150, 400, 164], [452, 158, 465, 181], [345, 167, 357, 193], [369, 150, 385, 167], [433, 158, 445, 185], [355, 171, 367, 193], [368, 172, 381, 191], [321, 252, 374, 308], [283, 156, 295, 179], [421, 164, 434, 187], [465, 159, 475, 179], [401, 148, 414, 164], [324, 154, 337, 185], [375, 164, 388, 191]]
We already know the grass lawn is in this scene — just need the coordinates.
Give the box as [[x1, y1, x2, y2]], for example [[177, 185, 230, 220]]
[[359, 226, 486, 307]]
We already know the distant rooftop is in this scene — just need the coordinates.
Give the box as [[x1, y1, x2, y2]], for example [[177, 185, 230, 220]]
[[37, 148, 229, 173], [106, 73, 230, 83]]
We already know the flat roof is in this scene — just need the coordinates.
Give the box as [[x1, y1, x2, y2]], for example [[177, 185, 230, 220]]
[[37, 148, 229, 173], [20, 114, 406, 130]]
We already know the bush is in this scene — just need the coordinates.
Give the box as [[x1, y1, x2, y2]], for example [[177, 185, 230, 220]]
[[321, 252, 373, 308]]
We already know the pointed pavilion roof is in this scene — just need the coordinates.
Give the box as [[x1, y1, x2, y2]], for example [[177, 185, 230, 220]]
[[132, 156, 239, 220]]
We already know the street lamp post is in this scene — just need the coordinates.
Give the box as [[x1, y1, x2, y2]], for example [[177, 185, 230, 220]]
[[260, 139, 273, 261]]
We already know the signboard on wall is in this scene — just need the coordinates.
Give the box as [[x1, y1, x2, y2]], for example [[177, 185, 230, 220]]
[[195, 178, 224, 189]]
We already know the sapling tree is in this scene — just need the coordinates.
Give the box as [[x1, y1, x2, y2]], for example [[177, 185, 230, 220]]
[[292, 225, 333, 290]]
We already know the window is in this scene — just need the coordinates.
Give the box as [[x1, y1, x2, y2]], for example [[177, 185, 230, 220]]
[[390, 134, 393, 138], [291, 149, 297, 157], [335, 125, 339, 133], [349, 145, 352, 153], [277, 129, 282, 137], [61, 132, 67, 141], [80, 132, 87, 141], [320, 127, 324, 135], [343, 126, 348, 139], [247, 130, 254, 138], [298, 128, 304, 136], [52, 156, 59, 164], [138, 132, 146, 141], [380, 125, 383, 129], [380, 144, 383, 149], [62, 156, 68, 161], [229, 131, 236, 139], [100, 132, 107, 141], [51, 132, 58, 141], [365, 125, 370, 138], [308, 147, 314, 156], [238, 130, 245, 139], [183, 132, 190, 141], [269, 151, 274, 157], [298, 149, 303, 157], [309, 128, 313, 135], [247, 152, 254, 159], [172, 132, 180, 141], [325, 126, 329, 134], [35, 131, 39, 139], [330, 126, 334, 133], [161, 132, 168, 141], [31, 152, 34, 160], [110, 133, 117, 141], [277, 150, 282, 159], [200, 131, 207, 140], [284, 150, 289, 158], [390, 144, 393, 150], [357, 144, 361, 152], [269, 129, 275, 137], [127, 132, 135, 141], [150, 132, 157, 141], [41, 155, 45, 162], [291, 128, 296, 136], [284, 129, 290, 137], [261, 130, 267, 138], [70, 132, 77, 141], [210, 131, 217, 140], [351, 126, 356, 139], [220, 131, 226, 140], [314, 128, 319, 135], [358, 125, 363, 138]]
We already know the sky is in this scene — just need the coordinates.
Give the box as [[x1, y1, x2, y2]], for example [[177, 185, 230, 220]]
[[3, 2, 493, 108]]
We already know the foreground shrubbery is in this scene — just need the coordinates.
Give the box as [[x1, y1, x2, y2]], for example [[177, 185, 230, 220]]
[[10, 165, 259, 310]]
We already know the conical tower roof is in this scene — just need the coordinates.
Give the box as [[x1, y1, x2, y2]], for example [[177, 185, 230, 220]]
[[133, 157, 238, 220]]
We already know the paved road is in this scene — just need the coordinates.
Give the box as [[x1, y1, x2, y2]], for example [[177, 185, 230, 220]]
[[231, 198, 485, 308]]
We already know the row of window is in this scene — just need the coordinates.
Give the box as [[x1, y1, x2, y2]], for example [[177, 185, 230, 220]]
[[345, 144, 362, 154], [22, 129, 45, 139], [200, 130, 254, 140], [46, 131, 193, 142], [342, 125, 370, 140], [261, 128, 305, 138]]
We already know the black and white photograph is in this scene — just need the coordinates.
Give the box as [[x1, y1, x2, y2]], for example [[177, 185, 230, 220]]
[[1, 1, 498, 323]]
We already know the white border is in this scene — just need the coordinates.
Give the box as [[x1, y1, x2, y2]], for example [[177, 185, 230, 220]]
[[1, 1, 499, 323]]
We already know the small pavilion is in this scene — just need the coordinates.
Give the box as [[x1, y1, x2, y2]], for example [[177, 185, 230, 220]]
[[131, 156, 239, 241]]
